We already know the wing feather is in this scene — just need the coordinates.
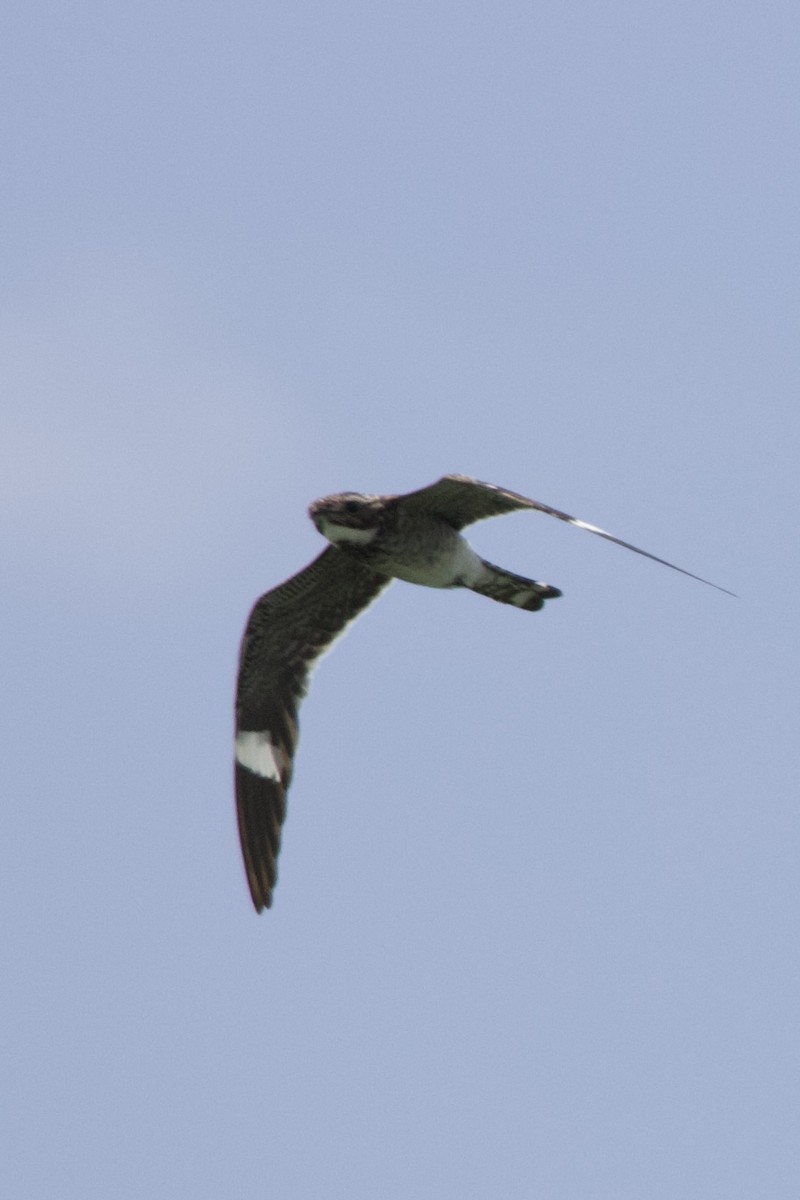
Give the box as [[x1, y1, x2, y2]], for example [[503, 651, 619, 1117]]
[[400, 475, 735, 595], [235, 547, 390, 911]]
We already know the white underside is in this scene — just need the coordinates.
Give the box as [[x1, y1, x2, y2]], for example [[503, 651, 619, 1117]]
[[318, 517, 485, 589], [235, 731, 282, 781], [389, 538, 486, 588]]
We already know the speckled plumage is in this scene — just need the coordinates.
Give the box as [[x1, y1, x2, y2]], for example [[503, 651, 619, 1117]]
[[234, 474, 732, 912]]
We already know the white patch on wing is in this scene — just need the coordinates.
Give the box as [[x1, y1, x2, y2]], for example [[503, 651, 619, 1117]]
[[317, 518, 377, 546], [235, 731, 282, 782], [569, 517, 610, 536]]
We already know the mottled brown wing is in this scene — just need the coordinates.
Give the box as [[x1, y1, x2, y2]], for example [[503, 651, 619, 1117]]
[[400, 475, 735, 594], [235, 546, 390, 911], [397, 474, 544, 528]]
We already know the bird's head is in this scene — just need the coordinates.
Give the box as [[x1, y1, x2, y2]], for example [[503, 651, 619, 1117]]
[[309, 491, 385, 547]]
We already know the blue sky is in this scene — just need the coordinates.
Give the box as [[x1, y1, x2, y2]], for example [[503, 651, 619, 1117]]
[[3, 3, 798, 1197]]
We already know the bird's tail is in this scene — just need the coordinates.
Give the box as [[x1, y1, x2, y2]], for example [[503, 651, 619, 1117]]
[[469, 559, 562, 612]]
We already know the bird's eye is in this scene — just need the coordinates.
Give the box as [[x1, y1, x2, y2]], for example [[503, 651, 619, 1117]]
[[343, 500, 361, 514]]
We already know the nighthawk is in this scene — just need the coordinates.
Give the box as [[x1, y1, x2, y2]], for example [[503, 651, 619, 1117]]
[[235, 474, 732, 911]]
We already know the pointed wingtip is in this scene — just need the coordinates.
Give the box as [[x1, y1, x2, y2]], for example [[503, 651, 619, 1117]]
[[563, 518, 737, 596]]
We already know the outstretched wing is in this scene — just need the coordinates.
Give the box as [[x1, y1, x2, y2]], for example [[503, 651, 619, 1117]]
[[400, 474, 735, 595], [235, 547, 390, 911]]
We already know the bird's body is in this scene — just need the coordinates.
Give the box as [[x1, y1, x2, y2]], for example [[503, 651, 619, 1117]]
[[316, 500, 475, 583], [235, 474, 732, 911], [319, 505, 485, 588], [311, 496, 563, 606]]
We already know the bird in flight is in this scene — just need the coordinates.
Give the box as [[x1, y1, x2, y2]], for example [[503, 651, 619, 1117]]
[[234, 474, 733, 911]]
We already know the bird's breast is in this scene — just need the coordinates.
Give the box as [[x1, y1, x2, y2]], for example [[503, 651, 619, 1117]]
[[368, 522, 485, 589]]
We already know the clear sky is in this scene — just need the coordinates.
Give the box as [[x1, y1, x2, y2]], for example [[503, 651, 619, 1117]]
[[3, 3, 798, 1197]]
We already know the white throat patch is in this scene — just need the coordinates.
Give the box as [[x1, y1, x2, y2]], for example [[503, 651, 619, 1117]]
[[318, 517, 378, 547]]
